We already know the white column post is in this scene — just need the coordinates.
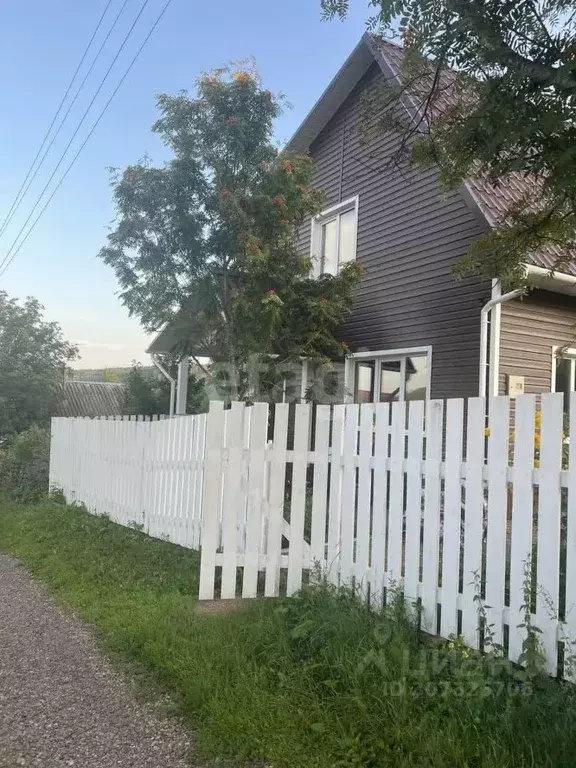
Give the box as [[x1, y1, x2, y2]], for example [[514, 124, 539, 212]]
[[344, 357, 354, 403], [175, 356, 189, 415], [300, 359, 309, 403]]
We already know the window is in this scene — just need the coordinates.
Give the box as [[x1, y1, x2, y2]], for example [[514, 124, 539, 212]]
[[553, 347, 576, 409], [350, 348, 431, 404], [311, 197, 358, 275]]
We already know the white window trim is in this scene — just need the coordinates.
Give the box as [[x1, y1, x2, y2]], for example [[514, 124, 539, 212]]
[[310, 195, 359, 277], [344, 346, 433, 403], [551, 345, 576, 394]]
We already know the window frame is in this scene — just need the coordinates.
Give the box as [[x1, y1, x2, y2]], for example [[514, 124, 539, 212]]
[[345, 346, 433, 403], [310, 196, 359, 276], [551, 345, 576, 396]]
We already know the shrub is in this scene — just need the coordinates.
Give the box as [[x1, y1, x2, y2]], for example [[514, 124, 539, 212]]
[[0, 424, 50, 502]]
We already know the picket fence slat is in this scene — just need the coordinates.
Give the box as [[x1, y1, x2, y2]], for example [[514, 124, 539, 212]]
[[199, 402, 225, 600], [221, 403, 245, 599], [567, 392, 576, 681], [311, 405, 330, 569], [181, 416, 194, 548], [404, 400, 424, 606], [193, 413, 207, 550], [49, 392, 576, 680], [509, 394, 536, 664], [340, 404, 358, 587], [371, 402, 390, 607], [265, 404, 289, 597], [287, 404, 311, 596], [441, 398, 464, 639], [538, 393, 563, 676], [327, 404, 345, 585], [486, 396, 510, 650], [243, 402, 269, 598], [421, 400, 443, 633], [461, 397, 485, 649], [387, 401, 405, 586], [356, 404, 374, 594]]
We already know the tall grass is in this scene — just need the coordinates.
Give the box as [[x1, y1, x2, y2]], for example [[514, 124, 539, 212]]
[[1, 501, 576, 767]]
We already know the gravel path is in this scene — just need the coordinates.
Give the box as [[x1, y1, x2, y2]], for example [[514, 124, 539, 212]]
[[0, 554, 192, 768]]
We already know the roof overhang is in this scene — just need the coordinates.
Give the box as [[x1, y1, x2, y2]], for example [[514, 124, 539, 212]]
[[146, 322, 180, 356], [286, 34, 376, 154], [146, 310, 208, 357], [146, 311, 218, 360]]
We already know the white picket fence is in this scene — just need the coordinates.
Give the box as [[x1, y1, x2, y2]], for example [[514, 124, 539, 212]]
[[50, 413, 206, 549], [49, 393, 576, 678]]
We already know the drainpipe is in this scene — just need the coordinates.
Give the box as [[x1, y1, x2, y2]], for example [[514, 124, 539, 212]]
[[479, 287, 523, 398], [150, 355, 175, 416]]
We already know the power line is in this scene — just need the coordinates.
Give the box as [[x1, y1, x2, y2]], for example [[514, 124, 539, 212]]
[[0, 0, 116, 239], [0, 0, 155, 276], [0, 0, 175, 280], [0, 0, 132, 241]]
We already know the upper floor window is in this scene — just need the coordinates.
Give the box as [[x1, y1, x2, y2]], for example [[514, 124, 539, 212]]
[[311, 196, 358, 276]]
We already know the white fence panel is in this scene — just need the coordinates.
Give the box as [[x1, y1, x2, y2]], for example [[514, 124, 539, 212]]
[[49, 411, 207, 549], [50, 392, 576, 679]]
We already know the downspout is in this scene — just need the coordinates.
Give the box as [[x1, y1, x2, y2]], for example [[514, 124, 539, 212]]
[[150, 354, 175, 416], [479, 287, 523, 398], [488, 279, 501, 398]]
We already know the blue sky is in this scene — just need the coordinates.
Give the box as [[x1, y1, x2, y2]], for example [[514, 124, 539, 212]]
[[0, 0, 368, 368]]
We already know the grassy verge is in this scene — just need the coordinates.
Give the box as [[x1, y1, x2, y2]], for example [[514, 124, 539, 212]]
[[1, 501, 576, 767]]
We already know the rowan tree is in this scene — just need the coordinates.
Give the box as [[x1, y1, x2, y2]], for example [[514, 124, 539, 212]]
[[100, 63, 361, 397]]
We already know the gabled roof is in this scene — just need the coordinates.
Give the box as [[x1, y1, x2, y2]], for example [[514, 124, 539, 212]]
[[287, 34, 572, 276], [55, 381, 125, 417]]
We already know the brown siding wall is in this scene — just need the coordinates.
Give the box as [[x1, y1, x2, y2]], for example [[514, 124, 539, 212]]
[[499, 290, 576, 395], [297, 63, 492, 400]]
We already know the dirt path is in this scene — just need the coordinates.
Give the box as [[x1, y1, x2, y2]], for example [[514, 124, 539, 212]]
[[0, 554, 192, 767]]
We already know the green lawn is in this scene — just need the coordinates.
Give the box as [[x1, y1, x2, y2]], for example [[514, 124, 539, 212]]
[[1, 501, 576, 768]]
